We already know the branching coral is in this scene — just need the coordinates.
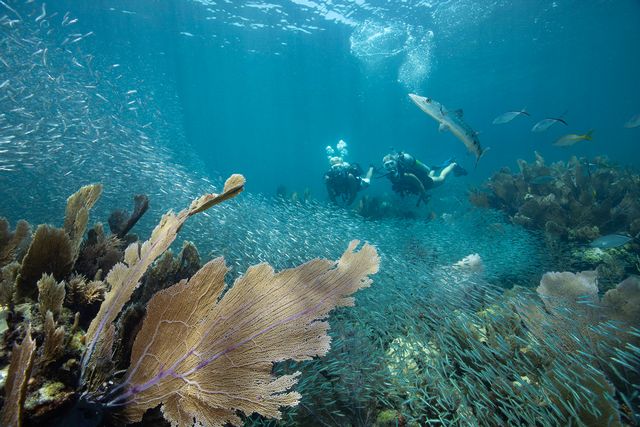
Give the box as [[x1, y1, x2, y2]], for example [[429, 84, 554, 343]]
[[134, 240, 201, 305], [0, 219, 30, 268], [65, 275, 106, 308], [40, 311, 65, 367], [36, 274, 65, 320], [108, 194, 149, 239], [63, 184, 103, 262], [81, 175, 247, 387], [15, 226, 74, 302], [75, 224, 123, 280], [0, 327, 36, 427]]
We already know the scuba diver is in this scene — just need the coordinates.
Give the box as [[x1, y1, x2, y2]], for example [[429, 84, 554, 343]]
[[381, 151, 467, 206], [324, 140, 374, 205]]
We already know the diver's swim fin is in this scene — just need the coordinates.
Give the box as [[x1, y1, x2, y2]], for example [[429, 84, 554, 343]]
[[453, 164, 468, 177]]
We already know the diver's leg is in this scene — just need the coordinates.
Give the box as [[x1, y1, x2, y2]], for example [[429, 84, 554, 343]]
[[431, 162, 457, 183]]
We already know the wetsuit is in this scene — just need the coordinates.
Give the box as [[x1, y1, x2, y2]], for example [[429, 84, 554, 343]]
[[387, 153, 433, 205], [325, 163, 366, 205]]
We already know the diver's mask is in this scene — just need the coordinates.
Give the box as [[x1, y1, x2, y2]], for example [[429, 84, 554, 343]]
[[383, 154, 398, 176]]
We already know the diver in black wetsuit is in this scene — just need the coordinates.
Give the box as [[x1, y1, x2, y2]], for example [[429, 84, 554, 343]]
[[324, 140, 374, 206], [324, 162, 373, 205], [382, 151, 466, 206]]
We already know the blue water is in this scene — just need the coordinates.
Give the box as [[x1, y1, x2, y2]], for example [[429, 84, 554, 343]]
[[0, 0, 637, 286], [10, 0, 636, 203], [1, 1, 640, 426], [179, 0, 640, 193]]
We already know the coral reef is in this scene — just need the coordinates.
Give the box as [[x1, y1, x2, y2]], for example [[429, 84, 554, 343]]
[[471, 154, 640, 239], [75, 224, 124, 281], [0, 219, 30, 268], [470, 153, 640, 285], [132, 240, 201, 306], [15, 226, 74, 302], [601, 275, 640, 324], [108, 194, 149, 240], [243, 254, 638, 427], [0, 175, 381, 427], [1, 326, 35, 427], [37, 274, 65, 320]]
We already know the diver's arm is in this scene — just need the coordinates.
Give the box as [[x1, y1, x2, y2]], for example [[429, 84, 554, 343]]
[[365, 166, 374, 182], [404, 173, 429, 206]]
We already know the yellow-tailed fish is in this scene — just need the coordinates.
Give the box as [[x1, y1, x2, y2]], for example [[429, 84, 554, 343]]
[[553, 130, 593, 147]]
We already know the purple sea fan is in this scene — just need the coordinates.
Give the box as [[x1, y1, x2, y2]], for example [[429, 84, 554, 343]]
[[105, 240, 379, 427]]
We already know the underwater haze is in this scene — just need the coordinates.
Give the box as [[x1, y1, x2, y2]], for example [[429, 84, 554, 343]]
[[1, 0, 640, 426]]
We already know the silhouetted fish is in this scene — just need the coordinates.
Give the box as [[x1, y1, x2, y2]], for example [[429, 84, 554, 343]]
[[492, 109, 530, 125], [532, 117, 568, 132], [624, 113, 640, 128]]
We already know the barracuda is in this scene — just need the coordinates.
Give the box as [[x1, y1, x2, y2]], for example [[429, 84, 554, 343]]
[[409, 93, 488, 167]]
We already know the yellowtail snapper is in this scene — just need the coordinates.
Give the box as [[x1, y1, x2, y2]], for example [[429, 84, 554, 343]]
[[553, 130, 593, 147]]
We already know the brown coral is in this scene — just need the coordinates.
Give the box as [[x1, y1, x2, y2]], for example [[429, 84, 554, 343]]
[[81, 175, 246, 387], [0, 261, 20, 307], [63, 183, 103, 262], [40, 310, 65, 367], [602, 275, 640, 325], [537, 270, 599, 317], [135, 240, 201, 305], [116, 241, 379, 426], [1, 326, 36, 427], [15, 226, 73, 302], [108, 194, 149, 239], [0, 219, 31, 268], [36, 274, 65, 319]]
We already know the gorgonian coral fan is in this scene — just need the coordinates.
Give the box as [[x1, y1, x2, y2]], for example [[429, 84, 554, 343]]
[[75, 174, 379, 426], [107, 241, 378, 426]]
